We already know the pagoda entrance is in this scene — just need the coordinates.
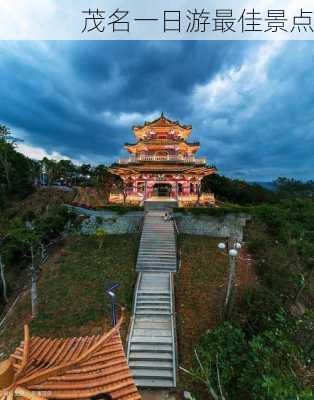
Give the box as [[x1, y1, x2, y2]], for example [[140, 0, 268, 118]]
[[153, 183, 172, 197]]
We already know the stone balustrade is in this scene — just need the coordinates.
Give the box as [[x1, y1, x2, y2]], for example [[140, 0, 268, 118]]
[[118, 155, 206, 164]]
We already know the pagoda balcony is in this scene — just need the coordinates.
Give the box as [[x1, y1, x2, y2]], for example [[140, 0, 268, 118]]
[[118, 155, 207, 165]]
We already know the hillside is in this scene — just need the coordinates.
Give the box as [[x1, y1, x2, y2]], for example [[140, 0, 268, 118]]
[[2, 187, 75, 220], [0, 234, 139, 356]]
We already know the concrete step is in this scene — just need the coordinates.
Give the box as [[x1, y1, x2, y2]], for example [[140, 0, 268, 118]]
[[137, 300, 171, 304], [140, 245, 175, 247], [136, 305, 171, 311], [140, 238, 174, 240], [139, 249, 175, 253], [135, 316, 171, 322], [137, 268, 176, 272], [131, 334, 173, 343], [134, 378, 175, 388], [141, 235, 175, 238], [134, 321, 171, 329], [137, 301, 171, 306], [136, 311, 171, 317], [137, 259, 176, 263], [137, 257, 177, 266], [137, 263, 176, 268], [137, 265, 176, 270], [138, 256, 176, 260], [140, 244, 175, 246], [130, 343, 172, 352], [136, 304, 171, 309], [139, 269, 174, 273], [139, 278, 170, 283], [137, 291, 170, 296], [141, 236, 174, 240], [129, 352, 173, 361], [142, 232, 174, 235], [138, 252, 176, 255], [137, 298, 170, 303], [139, 280, 170, 285], [140, 243, 175, 246], [142, 230, 174, 233], [138, 259, 176, 263], [132, 329, 172, 337], [129, 360, 173, 370], [140, 243, 175, 247], [132, 369, 173, 379], [141, 238, 175, 241]]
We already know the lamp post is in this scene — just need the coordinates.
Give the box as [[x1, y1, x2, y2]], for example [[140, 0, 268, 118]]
[[106, 283, 120, 326], [218, 239, 242, 319]]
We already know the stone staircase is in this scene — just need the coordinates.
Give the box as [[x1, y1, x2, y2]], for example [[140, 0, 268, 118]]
[[127, 211, 177, 388], [144, 200, 178, 212], [137, 212, 177, 273]]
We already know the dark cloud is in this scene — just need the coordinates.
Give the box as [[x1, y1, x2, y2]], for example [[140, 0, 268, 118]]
[[0, 40, 313, 180]]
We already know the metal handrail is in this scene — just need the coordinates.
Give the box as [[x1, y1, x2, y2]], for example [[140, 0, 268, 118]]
[[173, 217, 179, 235], [126, 272, 141, 359], [173, 216, 182, 273], [169, 272, 177, 387]]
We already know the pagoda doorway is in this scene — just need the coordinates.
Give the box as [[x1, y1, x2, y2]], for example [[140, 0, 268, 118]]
[[153, 183, 172, 197]]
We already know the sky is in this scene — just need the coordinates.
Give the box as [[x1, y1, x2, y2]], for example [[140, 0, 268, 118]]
[[1, 40, 314, 181]]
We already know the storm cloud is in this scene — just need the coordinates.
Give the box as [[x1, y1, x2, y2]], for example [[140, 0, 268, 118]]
[[0, 40, 313, 180]]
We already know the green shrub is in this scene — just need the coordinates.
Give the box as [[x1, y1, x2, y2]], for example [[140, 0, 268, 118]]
[[239, 286, 283, 335], [174, 205, 251, 217], [193, 321, 312, 400], [95, 216, 103, 225], [196, 322, 247, 398]]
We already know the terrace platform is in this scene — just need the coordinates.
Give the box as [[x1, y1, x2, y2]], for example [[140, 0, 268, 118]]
[[144, 198, 178, 211]]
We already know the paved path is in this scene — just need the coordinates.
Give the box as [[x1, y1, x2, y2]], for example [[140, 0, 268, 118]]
[[127, 211, 177, 388]]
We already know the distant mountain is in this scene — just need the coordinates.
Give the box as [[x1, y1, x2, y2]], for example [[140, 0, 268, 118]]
[[249, 181, 277, 191]]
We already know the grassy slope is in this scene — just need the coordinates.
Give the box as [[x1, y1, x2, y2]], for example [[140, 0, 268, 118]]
[[3, 187, 75, 219], [175, 235, 227, 395], [175, 235, 255, 397], [0, 234, 139, 356], [0, 188, 77, 314]]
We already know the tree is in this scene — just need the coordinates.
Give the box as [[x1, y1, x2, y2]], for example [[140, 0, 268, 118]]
[[114, 177, 133, 204], [94, 164, 108, 184], [9, 224, 41, 318], [202, 174, 277, 205], [0, 125, 15, 189], [95, 227, 107, 249], [0, 233, 10, 303], [0, 125, 35, 206], [56, 159, 76, 181], [275, 177, 314, 197], [79, 164, 92, 176]]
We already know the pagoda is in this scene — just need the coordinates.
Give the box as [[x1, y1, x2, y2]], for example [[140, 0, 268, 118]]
[[109, 113, 216, 206]]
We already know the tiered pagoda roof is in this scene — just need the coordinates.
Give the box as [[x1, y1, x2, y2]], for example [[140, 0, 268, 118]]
[[109, 113, 217, 179], [125, 113, 199, 154], [132, 112, 192, 140], [124, 141, 200, 155], [0, 313, 140, 400]]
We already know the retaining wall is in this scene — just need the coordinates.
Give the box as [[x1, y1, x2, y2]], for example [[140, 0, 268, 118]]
[[66, 205, 144, 235], [174, 212, 250, 241]]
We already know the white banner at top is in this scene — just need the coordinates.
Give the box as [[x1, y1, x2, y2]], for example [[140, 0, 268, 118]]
[[1, 0, 314, 40]]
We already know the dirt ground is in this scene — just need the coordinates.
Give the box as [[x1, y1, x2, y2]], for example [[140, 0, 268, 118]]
[[140, 390, 179, 400], [174, 235, 256, 399]]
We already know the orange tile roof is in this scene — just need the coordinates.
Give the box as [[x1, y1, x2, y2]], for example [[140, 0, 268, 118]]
[[0, 314, 141, 400]]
